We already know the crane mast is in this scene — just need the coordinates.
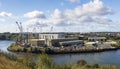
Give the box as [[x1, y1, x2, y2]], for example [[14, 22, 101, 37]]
[[16, 21, 23, 43]]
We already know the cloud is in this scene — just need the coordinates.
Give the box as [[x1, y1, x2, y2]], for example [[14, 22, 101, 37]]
[[23, 19, 48, 27], [65, 0, 113, 18], [46, 9, 74, 26], [92, 16, 113, 24], [0, 18, 5, 22], [50, 0, 113, 26], [24, 10, 46, 19], [68, 0, 80, 3], [0, 12, 12, 17], [62, 1, 113, 27], [23, 0, 114, 29], [52, 9, 64, 19]]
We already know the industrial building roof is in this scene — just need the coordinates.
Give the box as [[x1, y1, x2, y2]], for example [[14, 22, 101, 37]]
[[59, 40, 83, 44], [88, 37, 106, 39]]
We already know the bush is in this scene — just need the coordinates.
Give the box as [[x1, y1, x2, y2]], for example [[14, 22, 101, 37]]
[[0, 52, 31, 69], [77, 60, 87, 66], [91, 63, 99, 68], [36, 53, 56, 69]]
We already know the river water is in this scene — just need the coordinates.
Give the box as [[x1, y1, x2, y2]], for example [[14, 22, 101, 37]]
[[0, 41, 120, 67], [0, 41, 14, 52]]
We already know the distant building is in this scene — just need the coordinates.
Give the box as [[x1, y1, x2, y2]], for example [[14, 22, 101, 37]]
[[59, 40, 84, 47], [88, 37, 107, 42], [105, 41, 117, 45], [30, 38, 79, 47], [39, 33, 65, 39], [29, 33, 80, 47], [38, 33, 65, 46], [51, 38, 78, 47], [85, 42, 97, 46], [29, 39, 45, 47]]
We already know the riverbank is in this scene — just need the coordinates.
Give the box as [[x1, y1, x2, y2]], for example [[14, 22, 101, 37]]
[[7, 43, 120, 54], [0, 51, 119, 69], [46, 47, 120, 54]]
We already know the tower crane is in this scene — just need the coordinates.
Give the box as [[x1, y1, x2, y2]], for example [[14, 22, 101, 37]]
[[16, 21, 23, 42], [50, 26, 53, 33]]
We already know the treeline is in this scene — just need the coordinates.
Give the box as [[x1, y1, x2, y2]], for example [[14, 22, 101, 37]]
[[0, 32, 37, 41], [1, 32, 120, 41], [0, 33, 20, 41], [0, 51, 119, 69]]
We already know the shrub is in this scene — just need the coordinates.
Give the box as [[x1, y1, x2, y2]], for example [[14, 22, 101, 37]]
[[77, 60, 87, 66]]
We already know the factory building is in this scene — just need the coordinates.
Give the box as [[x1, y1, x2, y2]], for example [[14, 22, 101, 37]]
[[38, 33, 66, 46], [29, 33, 83, 47], [39, 33, 65, 39], [59, 40, 84, 47], [51, 38, 78, 47], [88, 37, 107, 42]]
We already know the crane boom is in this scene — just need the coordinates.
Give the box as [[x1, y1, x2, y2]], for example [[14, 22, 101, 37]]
[[16, 21, 23, 42], [50, 26, 53, 33], [16, 22, 21, 32]]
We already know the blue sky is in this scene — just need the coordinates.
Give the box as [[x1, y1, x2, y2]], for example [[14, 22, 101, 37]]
[[0, 0, 120, 33]]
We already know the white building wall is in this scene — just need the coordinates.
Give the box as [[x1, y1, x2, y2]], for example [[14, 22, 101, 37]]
[[38, 34, 65, 46], [39, 34, 65, 39]]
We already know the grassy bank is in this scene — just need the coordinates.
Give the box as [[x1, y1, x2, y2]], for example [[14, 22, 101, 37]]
[[7, 43, 43, 53], [0, 50, 119, 69]]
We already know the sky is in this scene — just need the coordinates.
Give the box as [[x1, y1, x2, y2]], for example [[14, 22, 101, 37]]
[[0, 0, 120, 33]]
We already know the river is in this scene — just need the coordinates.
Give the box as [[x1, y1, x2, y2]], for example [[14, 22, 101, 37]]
[[0, 41, 120, 67], [0, 40, 14, 52]]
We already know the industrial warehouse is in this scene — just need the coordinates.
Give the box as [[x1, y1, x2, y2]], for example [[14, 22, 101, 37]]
[[29, 33, 84, 47]]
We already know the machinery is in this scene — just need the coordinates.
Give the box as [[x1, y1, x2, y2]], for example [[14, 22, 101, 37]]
[[16, 21, 23, 43]]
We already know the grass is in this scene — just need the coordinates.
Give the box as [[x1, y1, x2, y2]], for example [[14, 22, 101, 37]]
[[0, 50, 119, 69], [7, 43, 24, 52], [0, 51, 32, 69]]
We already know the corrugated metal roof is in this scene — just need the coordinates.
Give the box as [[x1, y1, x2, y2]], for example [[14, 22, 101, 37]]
[[88, 37, 106, 39], [59, 40, 83, 44]]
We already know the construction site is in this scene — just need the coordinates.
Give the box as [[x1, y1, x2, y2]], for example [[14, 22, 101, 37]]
[[7, 21, 120, 54], [15, 21, 84, 47]]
